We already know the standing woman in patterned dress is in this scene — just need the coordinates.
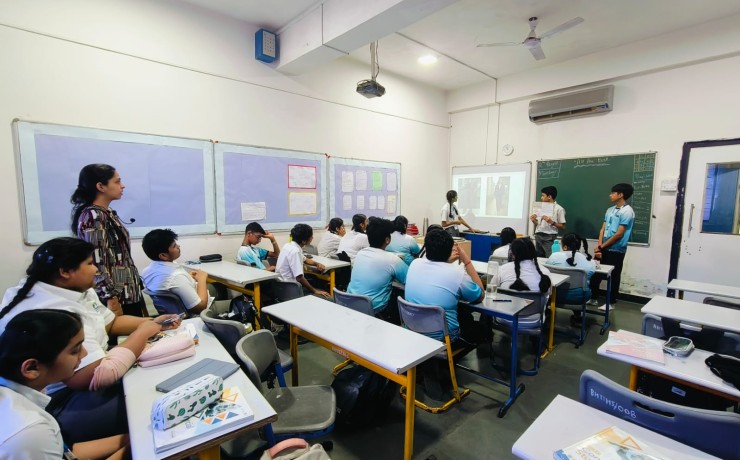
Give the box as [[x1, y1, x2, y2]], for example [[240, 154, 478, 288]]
[[71, 164, 146, 317]]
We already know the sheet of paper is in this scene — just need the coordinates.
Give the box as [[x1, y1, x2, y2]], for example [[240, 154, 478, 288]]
[[288, 192, 317, 215], [240, 202, 266, 221], [377, 195, 385, 210], [342, 195, 352, 210], [355, 170, 368, 190], [372, 171, 383, 191], [356, 195, 365, 210], [386, 172, 397, 192], [368, 195, 377, 210], [386, 195, 397, 214], [341, 171, 354, 193], [288, 165, 316, 189], [532, 201, 555, 218]]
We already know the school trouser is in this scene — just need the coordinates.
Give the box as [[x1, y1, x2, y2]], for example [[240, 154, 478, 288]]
[[47, 382, 128, 444], [122, 298, 147, 317], [589, 249, 626, 303], [534, 232, 557, 258]]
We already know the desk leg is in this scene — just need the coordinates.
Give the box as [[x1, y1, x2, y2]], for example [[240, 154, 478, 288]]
[[542, 289, 557, 358], [329, 269, 336, 296], [403, 367, 416, 460], [678, 290, 684, 300], [629, 366, 639, 391], [600, 275, 612, 335], [499, 315, 525, 418], [198, 445, 220, 460], [290, 326, 299, 386], [253, 283, 262, 330]]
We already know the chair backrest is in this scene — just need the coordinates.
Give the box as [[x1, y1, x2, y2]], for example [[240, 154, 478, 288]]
[[200, 307, 248, 355], [143, 288, 190, 316], [207, 282, 230, 301], [496, 288, 547, 318], [397, 296, 448, 338], [303, 244, 319, 256], [579, 369, 740, 460], [333, 288, 374, 316], [703, 296, 740, 311], [274, 279, 303, 302], [543, 264, 588, 290], [641, 313, 664, 338], [235, 330, 282, 391]]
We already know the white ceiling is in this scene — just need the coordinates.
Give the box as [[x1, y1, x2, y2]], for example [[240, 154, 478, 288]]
[[179, 0, 740, 91]]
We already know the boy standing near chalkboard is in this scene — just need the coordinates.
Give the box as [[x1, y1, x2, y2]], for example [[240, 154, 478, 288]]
[[588, 183, 635, 307], [530, 186, 566, 257]]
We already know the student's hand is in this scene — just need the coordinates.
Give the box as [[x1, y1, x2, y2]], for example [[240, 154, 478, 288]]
[[314, 290, 331, 299], [137, 319, 163, 337], [266, 266, 276, 272], [107, 297, 123, 316], [448, 244, 461, 263], [264, 231, 277, 242], [457, 245, 472, 266], [543, 216, 554, 225], [315, 262, 326, 272], [530, 214, 539, 224], [191, 270, 208, 283], [153, 314, 182, 330]]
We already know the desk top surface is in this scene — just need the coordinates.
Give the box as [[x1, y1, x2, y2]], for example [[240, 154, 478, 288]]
[[306, 255, 350, 269], [263, 296, 444, 374], [512, 395, 718, 459], [123, 318, 277, 459], [667, 279, 740, 300], [596, 340, 740, 399], [470, 260, 570, 287], [642, 296, 740, 333], [186, 260, 279, 284]]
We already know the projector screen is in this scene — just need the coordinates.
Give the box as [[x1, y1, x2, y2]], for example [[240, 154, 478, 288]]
[[450, 163, 532, 235]]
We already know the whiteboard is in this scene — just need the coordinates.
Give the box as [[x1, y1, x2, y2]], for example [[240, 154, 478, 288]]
[[14, 121, 216, 245], [329, 158, 401, 220], [214, 143, 327, 233]]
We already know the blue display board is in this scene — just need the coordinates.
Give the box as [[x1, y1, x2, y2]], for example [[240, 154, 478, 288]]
[[329, 158, 401, 221], [215, 143, 327, 233], [14, 121, 216, 245]]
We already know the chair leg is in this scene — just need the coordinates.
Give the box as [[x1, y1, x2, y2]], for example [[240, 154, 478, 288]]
[[332, 358, 352, 376]]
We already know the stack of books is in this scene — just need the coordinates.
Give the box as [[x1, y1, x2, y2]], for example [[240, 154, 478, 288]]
[[604, 330, 665, 364]]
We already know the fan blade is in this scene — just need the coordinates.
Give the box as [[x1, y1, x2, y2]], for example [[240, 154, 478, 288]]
[[477, 41, 521, 48], [528, 43, 546, 60], [539, 17, 584, 40]]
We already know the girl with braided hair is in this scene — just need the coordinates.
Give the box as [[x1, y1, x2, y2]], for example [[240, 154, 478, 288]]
[[546, 233, 596, 325], [498, 238, 551, 293]]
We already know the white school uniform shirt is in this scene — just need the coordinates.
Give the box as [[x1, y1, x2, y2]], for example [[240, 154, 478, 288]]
[[441, 203, 460, 230], [534, 202, 566, 235], [492, 244, 510, 258], [336, 230, 369, 261], [0, 279, 114, 395], [276, 241, 306, 282], [497, 260, 551, 293], [317, 232, 342, 258], [0, 377, 64, 459], [141, 261, 212, 310]]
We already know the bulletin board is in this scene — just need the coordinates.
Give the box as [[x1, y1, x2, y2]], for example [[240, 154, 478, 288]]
[[214, 143, 327, 233], [329, 157, 401, 220], [13, 120, 216, 244]]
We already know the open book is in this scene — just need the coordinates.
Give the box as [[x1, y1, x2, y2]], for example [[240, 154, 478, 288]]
[[153, 386, 254, 453], [554, 426, 665, 460], [604, 330, 665, 364]]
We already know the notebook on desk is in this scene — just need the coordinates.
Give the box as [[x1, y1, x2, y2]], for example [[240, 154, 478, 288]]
[[155, 358, 240, 393]]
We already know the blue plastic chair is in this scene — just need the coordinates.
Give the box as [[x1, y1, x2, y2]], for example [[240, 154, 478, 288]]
[[143, 288, 190, 316], [543, 264, 589, 347], [493, 288, 548, 375]]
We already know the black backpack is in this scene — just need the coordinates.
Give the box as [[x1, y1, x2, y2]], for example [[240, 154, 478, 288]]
[[224, 295, 270, 330], [330, 365, 397, 429]]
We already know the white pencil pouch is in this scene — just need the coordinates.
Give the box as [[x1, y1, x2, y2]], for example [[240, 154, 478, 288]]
[[151, 374, 223, 430]]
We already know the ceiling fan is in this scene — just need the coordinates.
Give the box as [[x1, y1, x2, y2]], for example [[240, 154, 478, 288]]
[[477, 16, 584, 61]]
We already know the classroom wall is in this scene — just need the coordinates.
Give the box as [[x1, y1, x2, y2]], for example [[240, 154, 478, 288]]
[[0, 0, 450, 291], [447, 21, 740, 297]]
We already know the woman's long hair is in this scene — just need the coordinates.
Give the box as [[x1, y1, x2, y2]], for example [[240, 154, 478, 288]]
[[70, 163, 116, 234], [508, 238, 551, 293]]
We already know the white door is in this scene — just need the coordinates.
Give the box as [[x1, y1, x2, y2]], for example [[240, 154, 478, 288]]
[[677, 144, 740, 301]]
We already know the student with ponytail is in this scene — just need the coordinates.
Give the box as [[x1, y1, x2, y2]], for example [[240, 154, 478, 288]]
[[337, 213, 369, 261], [385, 215, 421, 265], [546, 233, 596, 325], [317, 217, 346, 258], [0, 237, 180, 444], [0, 310, 129, 459], [498, 238, 552, 293], [71, 163, 146, 316]]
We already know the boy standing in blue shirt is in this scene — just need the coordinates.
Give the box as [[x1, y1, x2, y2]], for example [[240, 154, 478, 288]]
[[588, 183, 635, 305]]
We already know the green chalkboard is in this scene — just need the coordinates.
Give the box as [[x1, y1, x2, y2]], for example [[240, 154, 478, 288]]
[[536, 153, 655, 245]]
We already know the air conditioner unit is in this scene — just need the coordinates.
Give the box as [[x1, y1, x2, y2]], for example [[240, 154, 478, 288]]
[[529, 85, 614, 124]]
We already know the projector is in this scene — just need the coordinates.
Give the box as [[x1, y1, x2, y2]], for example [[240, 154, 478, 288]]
[[356, 79, 386, 98]]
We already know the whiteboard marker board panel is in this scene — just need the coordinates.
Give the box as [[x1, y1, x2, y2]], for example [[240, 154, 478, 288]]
[[14, 121, 215, 245], [215, 143, 327, 232], [329, 158, 401, 221]]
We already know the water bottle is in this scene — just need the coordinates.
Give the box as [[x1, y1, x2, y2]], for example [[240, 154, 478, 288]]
[[485, 257, 499, 299], [552, 239, 561, 253]]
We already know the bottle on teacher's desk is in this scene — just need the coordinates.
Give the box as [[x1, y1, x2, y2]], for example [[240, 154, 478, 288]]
[[486, 257, 499, 299]]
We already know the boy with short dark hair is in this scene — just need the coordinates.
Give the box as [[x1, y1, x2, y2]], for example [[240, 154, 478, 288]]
[[275, 224, 330, 298], [588, 183, 635, 306], [236, 222, 280, 271], [530, 185, 566, 257]]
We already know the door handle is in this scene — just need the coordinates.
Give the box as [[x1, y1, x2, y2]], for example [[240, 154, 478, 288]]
[[687, 203, 695, 237]]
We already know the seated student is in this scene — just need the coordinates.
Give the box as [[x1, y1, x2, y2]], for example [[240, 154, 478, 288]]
[[141, 228, 213, 314], [385, 215, 421, 265], [0, 237, 178, 444], [336, 214, 369, 262], [497, 238, 552, 328], [405, 230, 488, 345], [235, 222, 280, 271], [275, 224, 331, 298], [417, 224, 443, 259], [317, 217, 345, 258], [348, 218, 408, 318], [546, 233, 596, 326], [0, 310, 129, 459], [492, 227, 516, 259]]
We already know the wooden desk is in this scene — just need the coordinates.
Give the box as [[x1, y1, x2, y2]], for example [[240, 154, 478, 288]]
[[304, 255, 350, 295], [263, 297, 444, 460], [414, 236, 471, 259], [512, 395, 718, 459], [668, 278, 740, 301], [596, 340, 740, 402], [123, 318, 278, 459], [642, 296, 740, 334]]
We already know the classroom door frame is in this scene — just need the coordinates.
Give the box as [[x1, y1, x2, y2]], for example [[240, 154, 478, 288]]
[[668, 137, 740, 295]]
